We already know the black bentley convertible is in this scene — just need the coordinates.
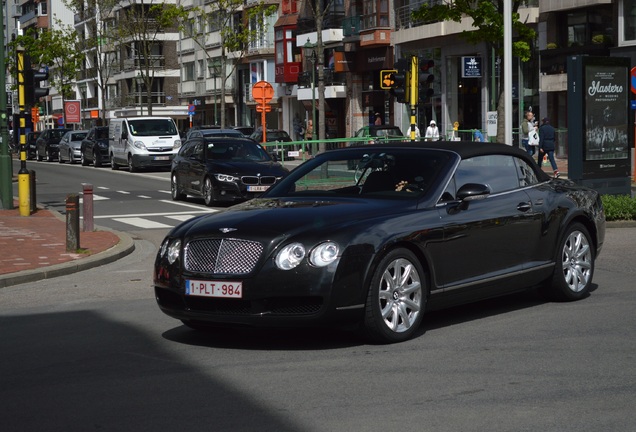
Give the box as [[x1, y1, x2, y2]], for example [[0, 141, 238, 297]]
[[154, 141, 605, 343]]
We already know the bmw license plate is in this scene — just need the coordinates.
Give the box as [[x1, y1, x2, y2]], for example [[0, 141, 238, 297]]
[[185, 279, 242, 298], [154, 155, 170, 161], [247, 185, 269, 192]]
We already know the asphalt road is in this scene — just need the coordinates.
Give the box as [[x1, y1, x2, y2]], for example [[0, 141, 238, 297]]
[[3, 159, 636, 431]]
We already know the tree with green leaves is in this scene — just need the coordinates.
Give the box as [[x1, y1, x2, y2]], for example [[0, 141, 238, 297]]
[[412, 0, 536, 142], [12, 23, 85, 109], [116, 1, 187, 116], [64, 0, 121, 124], [179, 0, 276, 128]]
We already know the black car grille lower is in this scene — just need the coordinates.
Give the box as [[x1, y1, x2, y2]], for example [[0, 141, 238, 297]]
[[183, 296, 323, 316], [241, 176, 277, 186], [184, 238, 263, 275]]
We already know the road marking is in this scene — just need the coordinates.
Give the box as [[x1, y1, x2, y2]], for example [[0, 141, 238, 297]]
[[138, 195, 152, 199], [158, 190, 171, 194], [117, 190, 130, 195], [93, 210, 213, 219], [97, 186, 109, 190], [166, 215, 196, 222], [159, 199, 217, 211], [112, 217, 173, 229], [79, 194, 109, 202]]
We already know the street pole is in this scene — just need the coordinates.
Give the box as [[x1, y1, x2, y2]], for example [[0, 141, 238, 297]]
[[0, 2, 13, 209]]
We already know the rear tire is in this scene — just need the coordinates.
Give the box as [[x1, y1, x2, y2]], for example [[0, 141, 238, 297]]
[[363, 248, 426, 343], [541, 223, 595, 302]]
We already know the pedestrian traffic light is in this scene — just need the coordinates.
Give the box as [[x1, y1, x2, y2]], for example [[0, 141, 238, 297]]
[[380, 70, 397, 90], [25, 68, 49, 106], [418, 58, 435, 103], [391, 59, 410, 104]]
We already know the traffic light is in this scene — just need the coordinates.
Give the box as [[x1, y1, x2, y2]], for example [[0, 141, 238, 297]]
[[25, 68, 49, 106], [391, 59, 410, 104], [418, 58, 435, 103], [380, 70, 397, 90]]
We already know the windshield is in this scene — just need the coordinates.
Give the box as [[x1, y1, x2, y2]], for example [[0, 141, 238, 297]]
[[70, 133, 87, 141], [265, 148, 452, 199], [205, 140, 271, 162], [128, 119, 177, 136], [375, 128, 403, 137]]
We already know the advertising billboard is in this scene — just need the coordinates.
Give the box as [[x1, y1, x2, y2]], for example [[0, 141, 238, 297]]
[[567, 56, 632, 195]]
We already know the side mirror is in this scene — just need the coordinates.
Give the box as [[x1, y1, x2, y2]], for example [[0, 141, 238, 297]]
[[451, 183, 491, 212]]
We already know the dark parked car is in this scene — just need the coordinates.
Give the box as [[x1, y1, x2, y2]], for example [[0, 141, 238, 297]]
[[58, 130, 88, 164], [232, 126, 254, 136], [249, 129, 294, 160], [80, 126, 110, 167], [170, 137, 289, 206], [187, 129, 245, 139], [36, 128, 72, 162], [26, 131, 41, 160], [154, 141, 605, 343]]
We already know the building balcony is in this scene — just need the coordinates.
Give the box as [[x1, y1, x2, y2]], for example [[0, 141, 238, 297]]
[[275, 62, 302, 84], [122, 55, 165, 71], [296, 70, 346, 100], [342, 15, 361, 41]]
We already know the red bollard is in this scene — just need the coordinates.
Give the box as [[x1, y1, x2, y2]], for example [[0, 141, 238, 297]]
[[82, 183, 94, 232]]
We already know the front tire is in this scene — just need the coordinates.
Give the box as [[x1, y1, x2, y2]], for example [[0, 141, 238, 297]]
[[203, 177, 215, 206], [46, 149, 53, 162], [128, 155, 138, 172], [542, 223, 595, 301], [171, 173, 186, 201], [94, 150, 102, 168], [81, 152, 89, 166], [111, 154, 119, 170], [363, 248, 426, 343]]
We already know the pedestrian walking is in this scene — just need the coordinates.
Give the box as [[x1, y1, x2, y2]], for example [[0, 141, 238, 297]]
[[424, 120, 440, 141], [538, 117, 559, 178], [521, 110, 536, 155]]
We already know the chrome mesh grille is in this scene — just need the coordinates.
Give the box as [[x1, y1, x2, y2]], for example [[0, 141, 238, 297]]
[[184, 238, 263, 275], [241, 176, 277, 186]]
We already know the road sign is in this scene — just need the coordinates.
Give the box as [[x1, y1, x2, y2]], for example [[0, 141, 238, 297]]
[[256, 105, 272, 112], [252, 81, 274, 103]]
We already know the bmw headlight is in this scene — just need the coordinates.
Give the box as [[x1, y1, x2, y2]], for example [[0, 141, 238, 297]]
[[275, 242, 306, 270], [214, 173, 238, 182], [309, 242, 339, 267]]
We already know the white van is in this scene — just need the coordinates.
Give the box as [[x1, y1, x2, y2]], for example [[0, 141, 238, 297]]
[[109, 117, 181, 172]]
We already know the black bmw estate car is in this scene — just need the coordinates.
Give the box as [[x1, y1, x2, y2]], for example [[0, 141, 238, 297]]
[[155, 141, 605, 343], [170, 137, 289, 205]]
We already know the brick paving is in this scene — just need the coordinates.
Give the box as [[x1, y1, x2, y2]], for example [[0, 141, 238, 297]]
[[0, 202, 119, 276]]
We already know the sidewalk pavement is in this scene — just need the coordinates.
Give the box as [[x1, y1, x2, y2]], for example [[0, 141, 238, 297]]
[[0, 201, 135, 288]]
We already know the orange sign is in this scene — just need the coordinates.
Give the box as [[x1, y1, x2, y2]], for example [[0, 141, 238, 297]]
[[252, 81, 274, 103]]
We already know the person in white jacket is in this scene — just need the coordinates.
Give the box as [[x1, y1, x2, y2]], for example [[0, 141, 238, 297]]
[[424, 120, 440, 141]]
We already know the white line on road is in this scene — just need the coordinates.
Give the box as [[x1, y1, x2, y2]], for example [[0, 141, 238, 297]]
[[138, 195, 152, 199], [159, 199, 218, 211], [117, 191, 130, 195], [165, 215, 196, 222], [93, 210, 213, 219], [112, 217, 173, 229]]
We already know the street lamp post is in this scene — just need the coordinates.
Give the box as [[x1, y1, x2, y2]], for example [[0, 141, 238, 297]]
[[208, 59, 221, 125], [304, 39, 317, 154], [135, 73, 143, 116]]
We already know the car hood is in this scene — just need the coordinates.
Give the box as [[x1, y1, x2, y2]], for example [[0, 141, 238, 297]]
[[174, 197, 411, 242], [207, 160, 288, 175]]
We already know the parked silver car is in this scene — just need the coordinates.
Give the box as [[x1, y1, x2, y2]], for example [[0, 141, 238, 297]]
[[59, 130, 89, 164]]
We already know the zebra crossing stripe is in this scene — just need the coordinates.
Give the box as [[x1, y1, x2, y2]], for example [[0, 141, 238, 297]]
[[112, 217, 173, 229]]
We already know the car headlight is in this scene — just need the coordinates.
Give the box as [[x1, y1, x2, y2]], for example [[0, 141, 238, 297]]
[[309, 242, 339, 267], [214, 173, 238, 182], [167, 239, 182, 264], [132, 140, 147, 151], [173, 139, 182, 149], [275, 242, 306, 270]]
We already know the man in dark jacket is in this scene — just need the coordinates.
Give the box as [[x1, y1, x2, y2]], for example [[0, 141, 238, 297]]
[[538, 117, 559, 178]]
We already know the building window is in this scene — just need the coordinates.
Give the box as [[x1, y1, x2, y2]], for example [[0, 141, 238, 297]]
[[183, 62, 195, 81], [622, 0, 636, 42], [362, 0, 389, 30]]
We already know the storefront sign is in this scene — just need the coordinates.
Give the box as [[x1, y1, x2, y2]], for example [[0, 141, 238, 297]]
[[461, 56, 482, 78]]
